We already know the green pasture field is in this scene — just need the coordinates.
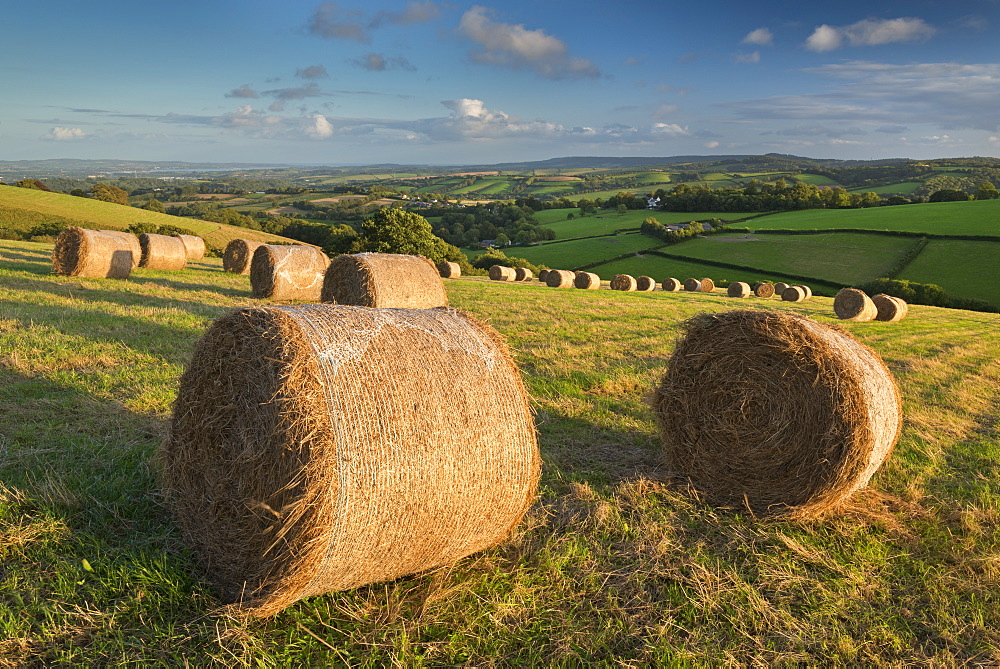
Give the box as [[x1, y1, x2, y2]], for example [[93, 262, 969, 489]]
[[483, 233, 661, 269], [897, 239, 1000, 309], [848, 182, 924, 195], [665, 232, 918, 286], [752, 199, 1000, 236], [584, 255, 822, 290], [793, 174, 839, 186], [478, 181, 513, 195], [533, 209, 757, 239], [2, 238, 998, 664]]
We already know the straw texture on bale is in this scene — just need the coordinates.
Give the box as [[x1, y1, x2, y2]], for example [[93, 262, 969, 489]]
[[223, 239, 265, 274], [99, 230, 141, 268], [52, 227, 134, 279], [833, 288, 877, 321], [436, 261, 461, 278], [162, 304, 541, 616], [651, 309, 902, 516], [611, 274, 638, 291], [662, 278, 682, 292], [800, 285, 813, 299], [683, 278, 702, 292], [636, 276, 656, 292], [489, 265, 516, 281], [139, 233, 188, 271], [514, 267, 533, 282], [753, 282, 775, 298], [545, 269, 575, 288], [700, 278, 716, 292], [250, 244, 330, 301], [873, 294, 908, 322], [538, 269, 550, 283], [781, 286, 807, 302], [173, 234, 206, 260], [322, 253, 447, 309], [774, 282, 790, 295], [574, 271, 600, 289], [728, 282, 752, 298]]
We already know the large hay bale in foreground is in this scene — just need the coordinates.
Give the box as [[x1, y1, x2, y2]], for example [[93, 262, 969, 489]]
[[833, 288, 877, 321], [52, 227, 134, 279], [322, 253, 447, 309], [162, 304, 540, 616], [545, 270, 575, 288], [223, 239, 265, 274], [651, 309, 902, 516], [636, 276, 656, 292], [514, 267, 533, 282], [139, 233, 188, 271], [437, 261, 461, 278], [250, 244, 330, 300], [100, 230, 141, 268], [753, 282, 775, 298], [611, 274, 638, 291], [173, 234, 206, 260], [574, 271, 600, 289], [781, 286, 807, 302], [489, 265, 516, 281], [662, 278, 681, 292], [873, 294, 908, 322], [728, 282, 751, 298]]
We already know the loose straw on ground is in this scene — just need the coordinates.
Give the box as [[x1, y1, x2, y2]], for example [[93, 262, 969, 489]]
[[322, 253, 447, 309], [139, 233, 188, 270], [224, 239, 265, 274], [52, 227, 134, 279], [250, 244, 330, 300], [834, 288, 877, 321]]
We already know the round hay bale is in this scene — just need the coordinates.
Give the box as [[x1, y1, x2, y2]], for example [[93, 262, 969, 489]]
[[250, 244, 330, 301], [538, 269, 550, 283], [727, 281, 751, 298], [651, 309, 902, 516], [753, 282, 775, 298], [683, 278, 702, 292], [514, 267, 533, 282], [436, 261, 461, 278], [662, 277, 682, 292], [700, 278, 716, 292], [139, 233, 188, 271], [322, 253, 446, 309], [545, 269, 575, 288], [781, 286, 807, 302], [52, 227, 134, 279], [173, 234, 206, 261], [833, 288, 877, 321], [799, 285, 813, 299], [223, 239, 265, 275], [774, 282, 790, 295], [488, 265, 516, 281], [99, 230, 141, 268], [574, 272, 601, 289], [873, 294, 908, 322], [636, 276, 656, 292], [610, 274, 638, 291], [161, 304, 540, 616]]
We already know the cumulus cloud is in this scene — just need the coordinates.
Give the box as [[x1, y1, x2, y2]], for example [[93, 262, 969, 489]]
[[736, 51, 761, 64], [805, 17, 935, 51], [296, 65, 329, 79], [308, 1, 441, 43], [226, 85, 259, 99], [350, 53, 415, 71], [742, 28, 773, 46], [457, 6, 600, 79], [652, 123, 690, 136], [416, 98, 564, 140], [47, 127, 86, 140], [305, 114, 334, 139]]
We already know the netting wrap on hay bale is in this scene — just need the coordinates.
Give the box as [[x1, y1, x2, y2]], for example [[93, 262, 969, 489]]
[[139, 233, 188, 271], [99, 230, 141, 268], [834, 288, 877, 321], [781, 286, 807, 302], [322, 253, 447, 309], [173, 234, 206, 260], [611, 274, 638, 291], [873, 294, 908, 322], [250, 244, 330, 301], [753, 282, 775, 298], [161, 304, 541, 616], [223, 239, 265, 275], [728, 282, 751, 298], [574, 272, 600, 289], [636, 276, 656, 292], [651, 309, 902, 516], [545, 270, 575, 288], [515, 267, 533, 282], [437, 261, 461, 278], [662, 278, 681, 292], [52, 227, 134, 279], [489, 265, 516, 281]]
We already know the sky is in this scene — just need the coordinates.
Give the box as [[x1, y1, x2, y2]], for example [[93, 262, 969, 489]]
[[2, 0, 1000, 165]]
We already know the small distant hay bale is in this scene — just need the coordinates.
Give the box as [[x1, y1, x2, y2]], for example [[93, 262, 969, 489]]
[[636, 276, 656, 292], [700, 278, 716, 292], [250, 244, 330, 301], [774, 282, 790, 295], [781, 286, 807, 302], [799, 285, 813, 299], [574, 272, 601, 289], [139, 233, 188, 271], [651, 309, 902, 516], [662, 278, 682, 292], [223, 239, 265, 274], [834, 288, 877, 321], [873, 294, 908, 322], [728, 282, 752, 298], [683, 278, 702, 292], [611, 274, 638, 291], [52, 227, 134, 279], [489, 265, 516, 281], [538, 269, 551, 283], [515, 267, 533, 282], [322, 253, 446, 309], [173, 234, 206, 260], [437, 261, 461, 278], [753, 282, 775, 298], [161, 304, 541, 616], [545, 270, 575, 288], [99, 230, 141, 268]]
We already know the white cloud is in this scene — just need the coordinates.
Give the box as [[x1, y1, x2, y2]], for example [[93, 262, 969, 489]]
[[305, 114, 334, 139], [457, 6, 599, 79], [47, 127, 86, 140], [308, 1, 442, 43], [805, 17, 935, 51], [419, 98, 564, 140], [990, 136, 1000, 145], [705, 140, 720, 149], [652, 123, 690, 136], [736, 51, 761, 64], [742, 28, 773, 46]]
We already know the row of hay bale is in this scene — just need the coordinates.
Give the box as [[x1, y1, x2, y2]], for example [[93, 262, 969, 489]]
[[52, 227, 207, 279], [834, 287, 909, 322]]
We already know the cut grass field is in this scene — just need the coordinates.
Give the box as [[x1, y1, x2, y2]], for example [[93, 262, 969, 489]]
[[585, 254, 828, 291], [485, 232, 662, 269], [2, 238, 998, 664], [533, 208, 758, 240], [897, 239, 1000, 308]]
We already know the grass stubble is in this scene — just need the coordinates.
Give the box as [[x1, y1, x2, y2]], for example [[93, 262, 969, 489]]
[[0, 240, 998, 665]]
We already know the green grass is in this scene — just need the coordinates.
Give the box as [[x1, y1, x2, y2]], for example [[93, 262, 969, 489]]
[[847, 182, 924, 195], [793, 174, 840, 186], [534, 209, 758, 240], [897, 239, 1000, 308], [2, 238, 999, 664], [582, 254, 823, 289], [752, 199, 1000, 236], [493, 233, 662, 269]]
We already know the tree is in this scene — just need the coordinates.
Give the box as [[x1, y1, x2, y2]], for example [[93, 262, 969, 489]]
[[14, 179, 51, 191], [142, 198, 165, 213], [92, 183, 129, 206], [974, 181, 999, 200], [494, 232, 511, 247], [928, 189, 969, 202], [354, 208, 465, 266]]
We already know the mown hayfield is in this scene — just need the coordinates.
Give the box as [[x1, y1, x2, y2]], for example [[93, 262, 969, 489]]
[[2, 238, 998, 664], [752, 199, 1000, 236], [581, 254, 821, 291], [497, 233, 661, 269], [849, 182, 924, 195], [534, 209, 757, 240], [897, 239, 1000, 308]]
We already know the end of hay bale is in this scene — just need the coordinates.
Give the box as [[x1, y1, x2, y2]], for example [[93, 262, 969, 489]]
[[538, 269, 550, 283], [545, 269, 575, 288], [753, 282, 775, 298], [514, 267, 533, 282], [774, 282, 790, 295], [872, 294, 908, 322], [727, 282, 751, 298], [636, 276, 656, 292], [223, 239, 265, 274], [662, 277, 681, 292], [436, 261, 461, 279], [683, 278, 701, 292], [574, 271, 600, 289], [834, 288, 877, 321], [700, 278, 715, 292], [489, 265, 516, 281], [610, 274, 638, 291], [322, 253, 447, 309]]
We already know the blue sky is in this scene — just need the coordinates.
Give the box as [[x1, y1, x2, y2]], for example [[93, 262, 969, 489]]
[[2, 0, 999, 165]]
